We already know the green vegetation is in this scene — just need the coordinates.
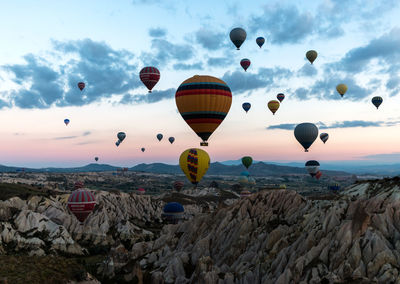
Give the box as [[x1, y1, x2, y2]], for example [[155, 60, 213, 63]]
[[0, 183, 60, 201]]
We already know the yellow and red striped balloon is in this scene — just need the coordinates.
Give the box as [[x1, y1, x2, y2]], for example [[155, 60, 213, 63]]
[[268, 100, 280, 115], [175, 75, 232, 146]]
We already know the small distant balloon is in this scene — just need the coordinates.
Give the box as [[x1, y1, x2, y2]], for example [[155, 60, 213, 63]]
[[168, 137, 175, 144], [256, 37, 265, 48], [117, 132, 126, 142], [141, 147, 145, 152], [371, 96, 383, 109], [242, 102, 251, 113], [157, 134, 163, 141], [240, 58, 251, 71], [230, 27, 247, 50], [95, 157, 99, 162], [139, 66, 160, 93], [336, 84, 348, 97], [241, 156, 253, 169], [77, 82, 85, 91], [67, 189, 96, 223], [320, 133, 329, 144], [277, 93, 285, 103], [268, 100, 280, 115], [64, 119, 70, 126], [306, 50, 318, 64], [116, 140, 120, 147]]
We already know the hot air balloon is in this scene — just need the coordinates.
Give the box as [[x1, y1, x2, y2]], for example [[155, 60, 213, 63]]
[[268, 100, 280, 115], [116, 140, 120, 147], [240, 58, 251, 71], [74, 181, 84, 190], [372, 96, 383, 109], [230, 27, 246, 50], [241, 156, 253, 169], [173, 181, 184, 192], [305, 160, 320, 177], [139, 66, 160, 93], [315, 171, 322, 180], [141, 147, 145, 152], [306, 50, 318, 64], [64, 119, 70, 126], [175, 75, 232, 146], [117, 132, 126, 142], [95, 157, 99, 162], [162, 202, 184, 224], [336, 84, 348, 97], [329, 183, 340, 191], [320, 133, 329, 144], [242, 102, 251, 113], [240, 190, 252, 198], [256, 37, 265, 48], [168, 137, 175, 144], [179, 148, 210, 184], [67, 189, 96, 223], [137, 188, 146, 195], [77, 82, 85, 91], [294, 123, 318, 152], [277, 93, 285, 103], [156, 134, 163, 141]]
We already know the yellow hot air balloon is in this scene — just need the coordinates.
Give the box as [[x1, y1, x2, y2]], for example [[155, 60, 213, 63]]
[[268, 100, 280, 115], [179, 148, 210, 184], [336, 84, 348, 97], [175, 75, 232, 146]]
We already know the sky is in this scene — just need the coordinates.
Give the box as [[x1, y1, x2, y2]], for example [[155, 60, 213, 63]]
[[1, 0, 400, 167]]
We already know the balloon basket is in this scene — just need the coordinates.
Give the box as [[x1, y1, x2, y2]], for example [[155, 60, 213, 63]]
[[200, 142, 208, 146]]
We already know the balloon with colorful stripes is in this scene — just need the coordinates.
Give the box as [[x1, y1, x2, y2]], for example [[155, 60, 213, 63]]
[[277, 93, 285, 103], [240, 58, 251, 71], [139, 66, 160, 93], [67, 189, 96, 223], [77, 82, 85, 91], [268, 100, 280, 115], [175, 75, 232, 146], [179, 148, 210, 185]]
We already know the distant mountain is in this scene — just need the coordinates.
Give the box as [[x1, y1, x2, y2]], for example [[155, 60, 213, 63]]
[[0, 163, 119, 173], [131, 163, 181, 174]]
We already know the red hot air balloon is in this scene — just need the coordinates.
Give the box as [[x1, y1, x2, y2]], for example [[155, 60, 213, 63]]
[[67, 190, 96, 223], [315, 171, 322, 180], [139, 67, 160, 93], [77, 82, 85, 91], [173, 181, 184, 192], [240, 59, 251, 71]]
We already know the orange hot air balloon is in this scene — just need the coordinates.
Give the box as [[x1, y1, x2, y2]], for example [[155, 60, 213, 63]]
[[175, 75, 232, 146], [268, 100, 280, 115]]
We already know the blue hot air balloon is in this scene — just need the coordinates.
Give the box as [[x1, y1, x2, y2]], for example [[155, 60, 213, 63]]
[[242, 102, 251, 113], [371, 96, 383, 109], [256, 37, 265, 48], [64, 119, 70, 126]]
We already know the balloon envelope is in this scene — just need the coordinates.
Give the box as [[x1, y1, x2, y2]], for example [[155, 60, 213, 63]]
[[139, 67, 160, 92], [157, 134, 163, 141], [116, 140, 120, 147], [77, 82, 85, 91], [372, 96, 383, 109], [277, 93, 285, 103], [67, 190, 96, 223], [336, 84, 348, 97], [173, 181, 184, 192], [256, 37, 265, 48], [241, 156, 253, 169], [64, 119, 70, 126], [141, 147, 145, 152], [175, 75, 232, 146], [168, 137, 175, 144], [230, 27, 247, 50], [294, 123, 319, 152], [117, 132, 126, 142], [240, 58, 251, 71], [179, 148, 210, 184], [268, 100, 280, 115], [242, 102, 251, 113], [95, 157, 99, 162], [306, 50, 318, 64], [320, 133, 329, 144]]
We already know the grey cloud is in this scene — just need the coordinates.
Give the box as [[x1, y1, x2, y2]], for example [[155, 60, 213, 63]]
[[173, 62, 203, 70], [267, 120, 397, 130], [195, 28, 226, 50], [119, 88, 175, 104], [298, 63, 317, 77], [54, 135, 78, 140], [207, 56, 232, 67], [149, 27, 167, 38]]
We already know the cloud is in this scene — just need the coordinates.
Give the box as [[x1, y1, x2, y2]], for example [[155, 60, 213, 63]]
[[149, 27, 167, 38], [53, 131, 92, 140], [3, 39, 140, 108], [82, 131, 91, 136], [140, 38, 194, 67], [222, 67, 291, 94], [298, 63, 317, 77], [195, 28, 226, 50], [207, 56, 232, 67], [173, 62, 203, 70], [359, 152, 400, 161], [119, 88, 175, 104], [267, 120, 400, 130]]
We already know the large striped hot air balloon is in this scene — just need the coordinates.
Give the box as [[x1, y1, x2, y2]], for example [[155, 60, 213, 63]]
[[67, 190, 96, 223], [175, 75, 232, 146], [179, 148, 210, 185], [139, 66, 160, 93], [268, 100, 280, 115]]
